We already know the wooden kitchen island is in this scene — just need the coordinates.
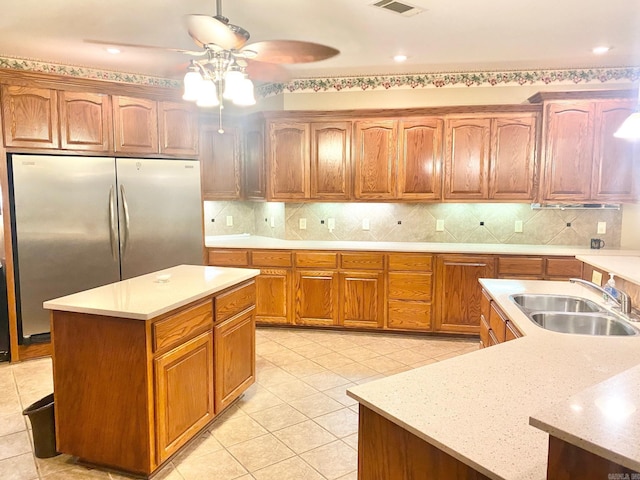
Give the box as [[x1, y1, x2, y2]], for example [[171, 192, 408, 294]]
[[43, 264, 260, 477]]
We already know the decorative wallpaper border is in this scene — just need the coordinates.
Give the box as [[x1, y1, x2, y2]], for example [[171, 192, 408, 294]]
[[1, 56, 639, 97]]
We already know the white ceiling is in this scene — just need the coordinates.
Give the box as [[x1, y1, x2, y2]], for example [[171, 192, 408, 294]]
[[1, 0, 639, 81]]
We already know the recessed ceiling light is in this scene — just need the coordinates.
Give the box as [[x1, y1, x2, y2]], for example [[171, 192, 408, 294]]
[[394, 54, 408, 62], [106, 47, 121, 55], [592, 46, 611, 55]]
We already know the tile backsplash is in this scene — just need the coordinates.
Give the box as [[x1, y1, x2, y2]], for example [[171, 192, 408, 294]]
[[204, 201, 622, 248]]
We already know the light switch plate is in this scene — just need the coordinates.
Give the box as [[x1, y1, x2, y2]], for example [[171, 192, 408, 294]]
[[362, 218, 370, 231], [328, 218, 335, 230], [436, 219, 445, 231], [270, 217, 275, 227], [299, 218, 307, 230], [226, 215, 233, 226], [591, 270, 603, 286], [597, 221, 606, 234], [514, 220, 523, 233]]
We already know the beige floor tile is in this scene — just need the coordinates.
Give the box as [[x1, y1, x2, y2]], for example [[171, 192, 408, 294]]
[[288, 392, 344, 418], [173, 429, 224, 461], [273, 420, 336, 454], [175, 448, 247, 480], [110, 462, 183, 480], [289, 343, 333, 359], [342, 433, 358, 450], [383, 349, 430, 366], [248, 404, 308, 431], [270, 336, 316, 349], [0, 390, 23, 415], [308, 352, 352, 370], [210, 414, 269, 447], [260, 349, 306, 367], [315, 338, 359, 352], [255, 340, 286, 356], [358, 355, 405, 373], [41, 464, 111, 479], [0, 451, 38, 480], [300, 440, 357, 480], [0, 431, 32, 461], [265, 379, 318, 402], [362, 340, 403, 355], [34, 453, 76, 477], [338, 346, 379, 362], [303, 371, 351, 391], [255, 357, 276, 373], [313, 408, 359, 438], [252, 456, 324, 480], [214, 404, 248, 423], [410, 358, 439, 368], [329, 362, 379, 382], [336, 470, 358, 480], [236, 386, 284, 414], [322, 384, 358, 407], [0, 411, 27, 436], [227, 434, 295, 472], [279, 359, 327, 378], [256, 367, 297, 388]]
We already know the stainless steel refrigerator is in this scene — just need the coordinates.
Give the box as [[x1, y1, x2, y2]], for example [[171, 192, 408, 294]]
[[9, 154, 204, 343]]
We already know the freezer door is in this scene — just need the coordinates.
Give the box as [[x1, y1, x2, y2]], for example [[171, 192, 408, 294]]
[[116, 158, 203, 280], [10, 155, 121, 340]]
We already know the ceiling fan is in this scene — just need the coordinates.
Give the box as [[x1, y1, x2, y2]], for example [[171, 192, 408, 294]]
[[87, 0, 339, 111]]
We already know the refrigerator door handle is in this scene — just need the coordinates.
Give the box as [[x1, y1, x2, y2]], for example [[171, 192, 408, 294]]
[[120, 184, 131, 259], [108, 186, 118, 261]]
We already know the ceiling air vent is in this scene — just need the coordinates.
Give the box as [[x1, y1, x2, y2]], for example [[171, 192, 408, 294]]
[[372, 0, 424, 17]]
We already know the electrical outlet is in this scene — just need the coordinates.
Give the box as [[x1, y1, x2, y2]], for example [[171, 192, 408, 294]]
[[514, 220, 523, 233], [226, 215, 233, 226], [328, 218, 335, 230], [436, 219, 445, 232], [362, 218, 370, 231], [597, 221, 607, 234], [299, 218, 307, 230]]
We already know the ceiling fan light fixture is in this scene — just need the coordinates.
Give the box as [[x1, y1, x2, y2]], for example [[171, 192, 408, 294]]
[[232, 77, 256, 106], [182, 69, 204, 101], [196, 79, 220, 107], [223, 69, 245, 100]]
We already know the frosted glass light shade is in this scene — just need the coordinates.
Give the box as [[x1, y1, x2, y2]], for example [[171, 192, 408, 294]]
[[196, 80, 219, 107], [182, 70, 203, 101], [614, 111, 640, 140], [223, 70, 245, 100], [232, 77, 256, 106]]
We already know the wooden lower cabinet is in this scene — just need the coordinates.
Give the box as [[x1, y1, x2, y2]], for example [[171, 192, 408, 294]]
[[255, 268, 291, 325], [214, 308, 256, 412], [387, 253, 433, 331], [154, 331, 214, 463], [480, 288, 523, 348], [340, 271, 384, 328], [434, 255, 496, 334], [295, 270, 339, 326]]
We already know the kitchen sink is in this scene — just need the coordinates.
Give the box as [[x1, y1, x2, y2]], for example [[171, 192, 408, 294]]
[[529, 312, 638, 336], [511, 294, 606, 313]]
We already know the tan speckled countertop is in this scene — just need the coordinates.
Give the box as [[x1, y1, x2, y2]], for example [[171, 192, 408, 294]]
[[347, 279, 640, 480], [206, 234, 640, 256], [577, 254, 640, 284]]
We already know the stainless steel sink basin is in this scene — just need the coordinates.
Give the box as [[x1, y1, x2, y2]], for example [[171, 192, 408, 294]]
[[529, 312, 638, 336], [511, 294, 606, 313]]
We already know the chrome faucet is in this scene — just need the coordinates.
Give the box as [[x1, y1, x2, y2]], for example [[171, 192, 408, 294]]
[[569, 278, 632, 315]]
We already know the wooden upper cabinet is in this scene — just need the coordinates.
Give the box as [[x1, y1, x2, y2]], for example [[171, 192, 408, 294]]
[[59, 91, 112, 151], [1, 85, 59, 148], [310, 121, 351, 199], [591, 100, 637, 201], [113, 95, 159, 154], [200, 123, 241, 199], [397, 118, 443, 200], [489, 114, 537, 200], [542, 101, 594, 201], [268, 121, 310, 200], [353, 119, 397, 199], [444, 117, 491, 200], [244, 120, 266, 199], [158, 101, 198, 156]]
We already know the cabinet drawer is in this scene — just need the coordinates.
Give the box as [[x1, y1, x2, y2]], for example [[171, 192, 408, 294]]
[[388, 300, 431, 330], [340, 252, 384, 270], [480, 314, 491, 348], [208, 249, 249, 266], [546, 257, 582, 278], [215, 281, 256, 322], [388, 272, 432, 301], [489, 304, 507, 343], [251, 250, 292, 267], [506, 321, 523, 341], [153, 301, 213, 352], [388, 253, 433, 271], [295, 252, 338, 268], [498, 256, 544, 276]]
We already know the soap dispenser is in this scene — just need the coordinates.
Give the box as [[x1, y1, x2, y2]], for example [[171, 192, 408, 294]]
[[603, 273, 619, 304]]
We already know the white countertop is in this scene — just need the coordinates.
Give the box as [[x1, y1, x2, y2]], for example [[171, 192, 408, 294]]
[[347, 279, 640, 480], [577, 254, 640, 285], [206, 234, 640, 256], [43, 265, 260, 320]]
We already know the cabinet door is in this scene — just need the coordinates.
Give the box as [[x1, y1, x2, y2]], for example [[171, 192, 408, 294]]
[[489, 114, 537, 200], [397, 118, 443, 200], [310, 122, 351, 199], [268, 121, 309, 200], [158, 101, 198, 156], [244, 121, 266, 199], [294, 270, 339, 326], [200, 123, 241, 199], [444, 117, 491, 199], [353, 120, 397, 199], [541, 101, 594, 201], [154, 331, 214, 463], [255, 268, 291, 325], [214, 308, 256, 412], [591, 100, 637, 201], [1, 85, 59, 148], [59, 91, 112, 151], [434, 255, 496, 334], [340, 271, 384, 329], [113, 96, 158, 153]]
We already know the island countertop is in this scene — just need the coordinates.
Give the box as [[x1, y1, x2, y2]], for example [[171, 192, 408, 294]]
[[347, 279, 640, 480], [576, 254, 640, 284], [43, 264, 261, 320]]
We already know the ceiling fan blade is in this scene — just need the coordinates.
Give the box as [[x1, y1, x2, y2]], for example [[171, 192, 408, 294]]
[[245, 59, 291, 83], [241, 40, 339, 64], [185, 14, 247, 50], [84, 39, 205, 56]]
